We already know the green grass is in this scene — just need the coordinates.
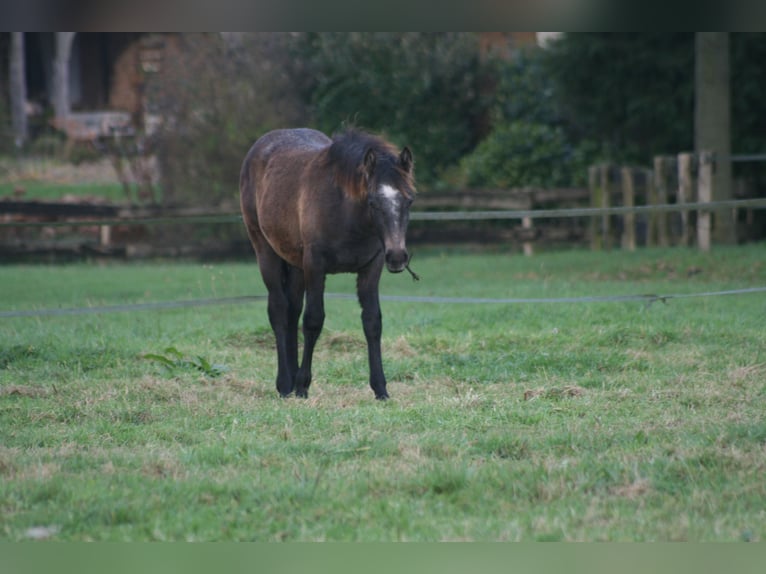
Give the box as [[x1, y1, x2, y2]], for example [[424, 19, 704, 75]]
[[1, 245, 766, 541], [0, 155, 127, 203], [0, 181, 127, 203]]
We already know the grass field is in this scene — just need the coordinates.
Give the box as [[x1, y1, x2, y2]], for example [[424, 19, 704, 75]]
[[1, 244, 765, 541], [1, 156, 127, 202], [0, 181, 127, 203]]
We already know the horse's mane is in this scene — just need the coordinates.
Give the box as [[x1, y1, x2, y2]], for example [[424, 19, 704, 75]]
[[324, 129, 415, 201]]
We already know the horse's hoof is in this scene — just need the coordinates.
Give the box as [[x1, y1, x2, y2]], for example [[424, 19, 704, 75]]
[[375, 392, 389, 400], [295, 389, 309, 399]]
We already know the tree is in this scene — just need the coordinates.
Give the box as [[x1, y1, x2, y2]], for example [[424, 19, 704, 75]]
[[544, 33, 696, 164], [9, 32, 27, 148], [292, 33, 492, 184], [453, 46, 600, 188], [147, 33, 306, 205], [695, 32, 734, 244], [52, 33, 75, 121]]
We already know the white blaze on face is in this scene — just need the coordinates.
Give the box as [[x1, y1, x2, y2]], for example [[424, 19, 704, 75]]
[[379, 184, 401, 210], [377, 184, 406, 248], [379, 185, 402, 225]]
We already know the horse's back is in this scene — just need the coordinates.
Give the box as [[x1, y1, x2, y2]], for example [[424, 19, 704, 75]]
[[240, 128, 331, 267], [251, 128, 331, 159], [240, 128, 330, 200]]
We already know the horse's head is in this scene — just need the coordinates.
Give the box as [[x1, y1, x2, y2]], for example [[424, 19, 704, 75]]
[[363, 146, 415, 273]]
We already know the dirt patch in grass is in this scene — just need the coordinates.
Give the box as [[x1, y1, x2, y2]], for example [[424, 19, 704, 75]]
[[223, 328, 274, 349], [321, 331, 366, 352], [0, 385, 49, 398], [611, 479, 652, 499]]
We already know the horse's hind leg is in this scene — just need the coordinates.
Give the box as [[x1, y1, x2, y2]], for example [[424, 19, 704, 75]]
[[284, 263, 305, 392], [257, 247, 299, 397], [295, 263, 326, 398]]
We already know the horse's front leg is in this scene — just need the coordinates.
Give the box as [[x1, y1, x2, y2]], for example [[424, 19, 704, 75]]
[[295, 266, 326, 398], [357, 262, 388, 399]]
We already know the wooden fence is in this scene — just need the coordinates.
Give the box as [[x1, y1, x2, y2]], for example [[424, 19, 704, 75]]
[[2, 167, 764, 261], [0, 188, 591, 260], [588, 150, 764, 252]]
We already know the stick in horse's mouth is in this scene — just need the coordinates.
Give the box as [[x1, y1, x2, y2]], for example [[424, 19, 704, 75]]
[[405, 263, 420, 281]]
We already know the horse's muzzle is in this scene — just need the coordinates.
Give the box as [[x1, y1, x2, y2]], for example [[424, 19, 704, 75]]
[[385, 248, 409, 273]]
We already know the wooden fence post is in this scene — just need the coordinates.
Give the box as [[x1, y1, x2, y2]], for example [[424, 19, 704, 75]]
[[600, 164, 613, 250], [521, 216, 534, 256], [589, 165, 602, 250], [636, 168, 657, 247], [652, 156, 670, 247], [99, 225, 112, 247], [620, 167, 636, 251], [677, 153, 695, 246], [697, 151, 714, 251]]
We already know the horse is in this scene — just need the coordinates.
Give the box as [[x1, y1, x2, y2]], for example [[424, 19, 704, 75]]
[[239, 128, 416, 400]]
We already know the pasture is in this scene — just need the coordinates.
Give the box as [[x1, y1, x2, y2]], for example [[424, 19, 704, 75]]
[[1, 244, 765, 541]]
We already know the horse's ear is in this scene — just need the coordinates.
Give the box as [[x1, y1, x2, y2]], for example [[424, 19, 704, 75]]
[[400, 146, 413, 173], [363, 148, 376, 181]]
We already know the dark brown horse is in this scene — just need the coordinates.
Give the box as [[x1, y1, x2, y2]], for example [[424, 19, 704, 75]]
[[240, 128, 415, 399]]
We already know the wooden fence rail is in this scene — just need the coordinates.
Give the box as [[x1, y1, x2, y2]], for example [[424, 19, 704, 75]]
[[2, 168, 764, 261]]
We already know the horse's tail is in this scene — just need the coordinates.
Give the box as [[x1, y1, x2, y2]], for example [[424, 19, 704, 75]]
[[239, 141, 261, 244]]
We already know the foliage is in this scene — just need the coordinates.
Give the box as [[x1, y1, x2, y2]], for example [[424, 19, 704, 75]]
[[147, 33, 306, 206], [453, 47, 601, 188], [729, 33, 766, 187], [489, 46, 562, 128], [456, 121, 600, 188], [460, 33, 766, 188], [143, 346, 227, 378], [292, 33, 492, 185], [730, 33, 766, 154], [543, 33, 696, 164], [2, 246, 766, 540], [543, 33, 766, 166]]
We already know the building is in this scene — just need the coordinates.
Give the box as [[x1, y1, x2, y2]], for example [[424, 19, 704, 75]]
[[4, 32, 181, 144]]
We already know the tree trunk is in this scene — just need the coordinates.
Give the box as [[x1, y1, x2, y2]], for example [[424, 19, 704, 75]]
[[9, 32, 28, 148], [695, 32, 734, 244], [52, 32, 76, 121]]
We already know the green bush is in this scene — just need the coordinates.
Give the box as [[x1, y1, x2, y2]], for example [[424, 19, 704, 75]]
[[543, 33, 696, 164], [489, 47, 561, 129], [293, 33, 492, 185], [456, 121, 598, 188], [449, 46, 600, 190]]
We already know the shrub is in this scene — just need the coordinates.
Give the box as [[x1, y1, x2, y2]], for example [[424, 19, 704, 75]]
[[147, 33, 306, 206], [293, 33, 492, 185], [456, 121, 598, 188]]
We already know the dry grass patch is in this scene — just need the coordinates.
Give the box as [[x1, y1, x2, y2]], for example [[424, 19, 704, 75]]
[[524, 385, 586, 401], [727, 363, 766, 385], [385, 335, 418, 357]]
